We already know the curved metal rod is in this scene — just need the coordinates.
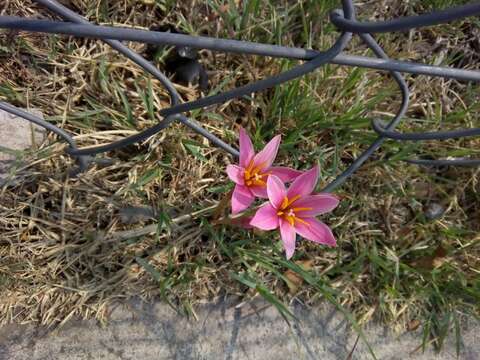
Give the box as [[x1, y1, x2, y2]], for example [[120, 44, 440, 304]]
[[0, 15, 347, 61], [65, 115, 177, 156], [176, 115, 240, 157], [2, 15, 480, 83], [372, 119, 480, 167], [0, 16, 318, 59], [157, 0, 356, 119], [7, 0, 354, 159], [406, 158, 480, 167], [330, 2, 480, 33], [159, 33, 352, 117], [372, 119, 480, 141], [0, 0, 478, 184], [160, 0, 354, 115], [322, 32, 410, 192], [0, 15, 352, 119], [0, 101, 89, 171], [65, 114, 239, 157], [33, 0, 181, 105], [331, 55, 480, 82], [35, 0, 238, 158]]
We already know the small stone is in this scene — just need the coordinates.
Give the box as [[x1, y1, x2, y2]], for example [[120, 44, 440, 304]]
[[0, 108, 45, 184], [119, 206, 156, 224], [424, 202, 445, 220]]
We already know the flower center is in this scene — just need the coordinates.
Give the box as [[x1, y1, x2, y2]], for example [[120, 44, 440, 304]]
[[276, 195, 312, 226], [244, 160, 268, 187]]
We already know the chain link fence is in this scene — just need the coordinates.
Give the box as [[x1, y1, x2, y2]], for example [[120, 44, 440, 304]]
[[1, 0, 480, 191]]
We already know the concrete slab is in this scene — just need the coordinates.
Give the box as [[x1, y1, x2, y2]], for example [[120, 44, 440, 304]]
[[0, 108, 45, 182], [0, 298, 478, 360]]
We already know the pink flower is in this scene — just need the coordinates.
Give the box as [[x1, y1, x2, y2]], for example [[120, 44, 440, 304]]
[[226, 128, 301, 214], [249, 166, 339, 259]]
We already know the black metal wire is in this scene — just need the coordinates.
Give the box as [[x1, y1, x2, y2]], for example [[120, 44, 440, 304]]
[[34, 0, 239, 158], [1, 0, 355, 162], [2, 16, 480, 82], [322, 32, 410, 192], [330, 2, 480, 34], [406, 158, 480, 166], [158, 34, 352, 118], [331, 55, 480, 82], [0, 101, 89, 171], [372, 119, 480, 141], [1, 0, 479, 188], [370, 119, 480, 168]]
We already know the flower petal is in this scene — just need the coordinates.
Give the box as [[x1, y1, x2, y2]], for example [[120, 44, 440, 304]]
[[239, 127, 255, 168], [252, 134, 281, 171], [231, 185, 254, 214], [266, 175, 287, 209], [249, 203, 279, 230], [287, 165, 319, 199], [289, 194, 339, 217], [226, 164, 245, 185], [279, 219, 296, 259], [295, 218, 336, 247], [250, 185, 268, 198], [269, 167, 303, 182]]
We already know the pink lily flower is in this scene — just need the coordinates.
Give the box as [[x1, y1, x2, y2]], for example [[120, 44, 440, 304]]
[[226, 128, 302, 214], [249, 166, 339, 259]]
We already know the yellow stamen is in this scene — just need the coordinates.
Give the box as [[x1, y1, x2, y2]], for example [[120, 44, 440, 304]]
[[279, 194, 302, 210], [253, 179, 266, 186], [285, 215, 295, 226], [280, 197, 289, 210], [254, 173, 263, 181], [286, 194, 301, 207], [276, 196, 312, 227], [292, 207, 313, 212], [295, 217, 310, 226], [244, 160, 268, 188], [251, 162, 266, 175], [246, 160, 255, 173]]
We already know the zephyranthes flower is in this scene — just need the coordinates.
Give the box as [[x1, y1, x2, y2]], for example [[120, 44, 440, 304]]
[[226, 128, 301, 214], [249, 166, 339, 259]]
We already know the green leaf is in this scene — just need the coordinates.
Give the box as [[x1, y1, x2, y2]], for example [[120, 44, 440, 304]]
[[182, 140, 208, 162], [136, 257, 163, 282]]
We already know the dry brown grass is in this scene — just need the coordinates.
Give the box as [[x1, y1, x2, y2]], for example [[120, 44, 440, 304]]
[[0, 1, 479, 351]]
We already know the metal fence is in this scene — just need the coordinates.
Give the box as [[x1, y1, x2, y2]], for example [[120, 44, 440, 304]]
[[1, 0, 480, 192]]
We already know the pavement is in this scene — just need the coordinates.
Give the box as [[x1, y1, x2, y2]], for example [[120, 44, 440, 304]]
[[0, 297, 478, 360], [1, 109, 479, 360], [0, 108, 45, 184]]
